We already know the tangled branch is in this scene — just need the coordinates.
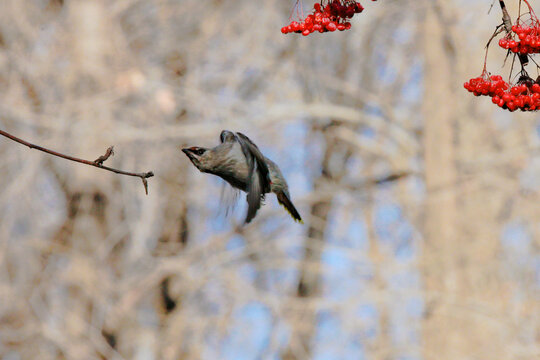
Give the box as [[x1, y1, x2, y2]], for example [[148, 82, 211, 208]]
[[0, 129, 154, 195]]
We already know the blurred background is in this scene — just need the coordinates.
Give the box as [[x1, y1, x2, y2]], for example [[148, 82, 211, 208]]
[[0, 0, 538, 359]]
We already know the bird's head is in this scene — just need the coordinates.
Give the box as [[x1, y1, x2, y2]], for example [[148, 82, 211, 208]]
[[181, 146, 213, 172]]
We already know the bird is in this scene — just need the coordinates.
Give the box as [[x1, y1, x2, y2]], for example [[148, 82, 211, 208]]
[[182, 130, 302, 224]]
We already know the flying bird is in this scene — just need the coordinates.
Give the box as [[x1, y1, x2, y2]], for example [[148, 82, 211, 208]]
[[182, 130, 302, 224]]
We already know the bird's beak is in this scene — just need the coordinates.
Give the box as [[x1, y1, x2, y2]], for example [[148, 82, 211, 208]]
[[182, 148, 200, 165], [181, 148, 193, 158]]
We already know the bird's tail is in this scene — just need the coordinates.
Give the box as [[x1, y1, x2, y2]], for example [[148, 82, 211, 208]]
[[276, 191, 303, 223]]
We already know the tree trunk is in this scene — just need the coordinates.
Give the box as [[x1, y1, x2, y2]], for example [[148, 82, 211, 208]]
[[421, 3, 459, 360]]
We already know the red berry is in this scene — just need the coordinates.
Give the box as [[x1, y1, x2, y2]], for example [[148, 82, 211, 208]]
[[326, 22, 337, 31]]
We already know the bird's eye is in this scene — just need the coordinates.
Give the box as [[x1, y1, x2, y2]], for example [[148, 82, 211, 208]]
[[194, 149, 206, 156]]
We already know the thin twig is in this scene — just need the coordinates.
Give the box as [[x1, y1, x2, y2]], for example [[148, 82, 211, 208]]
[[0, 129, 154, 195], [94, 146, 114, 165]]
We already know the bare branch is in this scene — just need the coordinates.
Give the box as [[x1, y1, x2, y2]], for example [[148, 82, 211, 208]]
[[0, 128, 154, 194]]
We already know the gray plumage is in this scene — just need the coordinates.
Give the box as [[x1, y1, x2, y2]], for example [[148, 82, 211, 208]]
[[182, 130, 302, 224]]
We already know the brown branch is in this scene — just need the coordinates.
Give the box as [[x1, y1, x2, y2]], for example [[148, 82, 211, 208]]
[[0, 128, 154, 195], [373, 171, 411, 185], [499, 0, 512, 33]]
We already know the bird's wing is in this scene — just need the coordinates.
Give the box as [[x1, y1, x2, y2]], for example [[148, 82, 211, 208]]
[[220, 130, 236, 143], [235, 132, 271, 189], [219, 182, 240, 218], [235, 132, 271, 223]]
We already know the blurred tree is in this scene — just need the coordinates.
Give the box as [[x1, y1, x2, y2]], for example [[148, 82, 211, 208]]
[[421, 2, 459, 359], [0, 1, 538, 360]]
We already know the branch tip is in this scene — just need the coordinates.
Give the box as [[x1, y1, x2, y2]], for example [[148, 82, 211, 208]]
[[142, 178, 149, 195], [94, 146, 115, 166]]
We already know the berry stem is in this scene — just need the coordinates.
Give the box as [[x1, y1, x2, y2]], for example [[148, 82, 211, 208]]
[[521, 0, 538, 22]]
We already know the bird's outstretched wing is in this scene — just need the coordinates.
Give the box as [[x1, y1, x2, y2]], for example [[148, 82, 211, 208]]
[[220, 130, 236, 144], [235, 132, 271, 223]]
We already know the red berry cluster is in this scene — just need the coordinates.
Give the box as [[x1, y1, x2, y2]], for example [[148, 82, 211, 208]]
[[465, 0, 540, 112], [464, 74, 509, 96], [464, 73, 540, 112], [499, 24, 540, 54], [281, 1, 364, 36]]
